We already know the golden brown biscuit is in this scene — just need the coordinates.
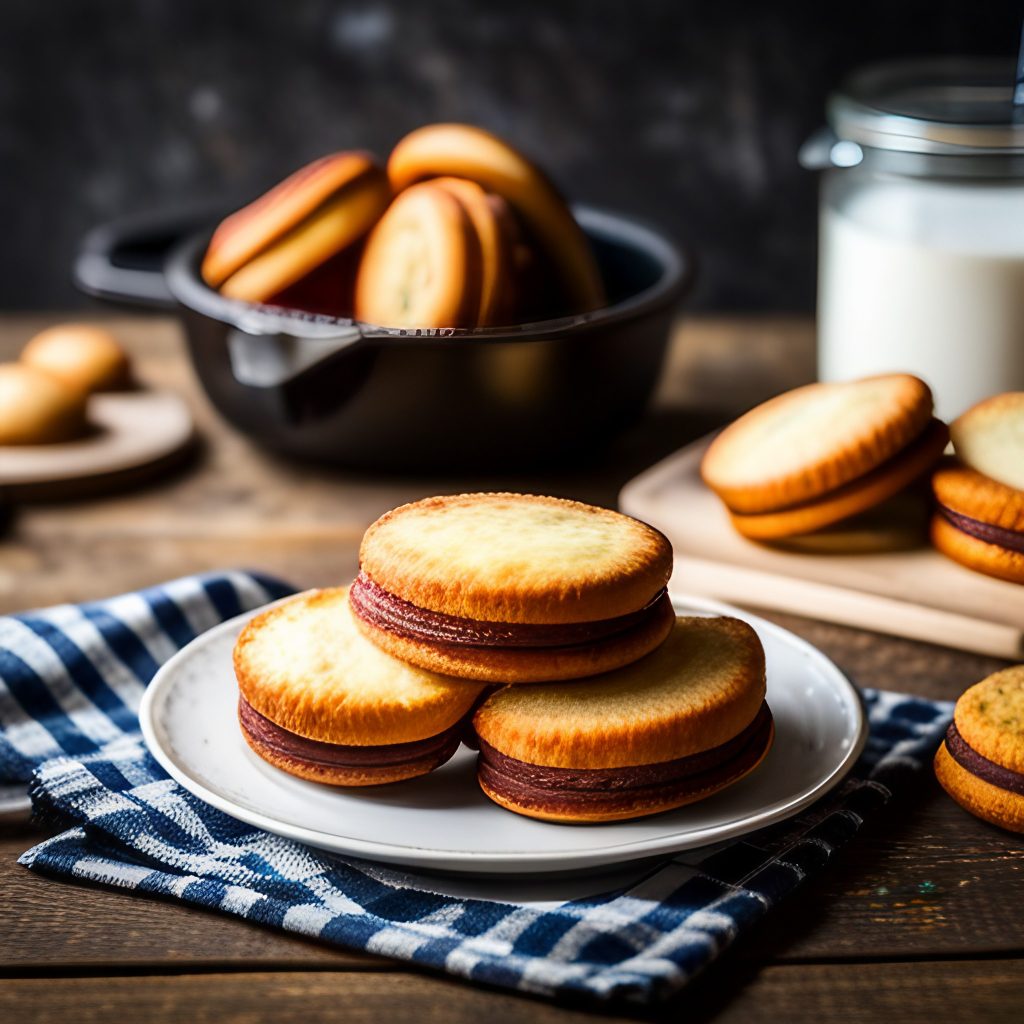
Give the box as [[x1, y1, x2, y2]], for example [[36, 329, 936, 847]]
[[932, 461, 1024, 534], [950, 392, 1024, 492], [359, 493, 672, 625], [354, 181, 483, 329], [930, 515, 1024, 585], [935, 667, 1024, 833], [387, 123, 605, 314], [431, 177, 515, 326], [728, 418, 948, 541], [21, 324, 131, 394], [234, 587, 486, 785], [350, 492, 674, 683], [0, 363, 88, 445], [204, 152, 391, 303], [473, 616, 772, 822], [702, 375, 935, 515]]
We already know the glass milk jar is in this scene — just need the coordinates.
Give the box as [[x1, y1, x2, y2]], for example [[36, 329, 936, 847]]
[[806, 59, 1024, 421]]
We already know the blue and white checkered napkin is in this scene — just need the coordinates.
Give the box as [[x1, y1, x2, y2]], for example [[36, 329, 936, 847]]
[[4, 573, 952, 1006]]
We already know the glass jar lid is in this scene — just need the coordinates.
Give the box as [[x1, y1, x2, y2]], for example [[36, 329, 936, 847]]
[[828, 57, 1024, 155]]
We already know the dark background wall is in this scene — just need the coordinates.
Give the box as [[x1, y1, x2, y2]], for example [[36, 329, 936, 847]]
[[3, 1, 1021, 311]]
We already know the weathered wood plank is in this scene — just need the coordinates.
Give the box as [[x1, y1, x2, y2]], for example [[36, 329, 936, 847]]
[[1, 960, 1022, 1024]]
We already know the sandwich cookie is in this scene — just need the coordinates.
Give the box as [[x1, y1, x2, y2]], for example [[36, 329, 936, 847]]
[[472, 615, 772, 822], [931, 461, 1024, 585], [21, 324, 132, 395], [234, 587, 486, 785], [701, 374, 947, 540], [935, 666, 1024, 833], [350, 493, 674, 683], [387, 123, 605, 314], [202, 152, 391, 303], [354, 180, 484, 329], [949, 392, 1024, 492]]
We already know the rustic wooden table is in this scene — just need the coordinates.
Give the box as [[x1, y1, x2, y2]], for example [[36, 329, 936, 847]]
[[2, 314, 1022, 1023]]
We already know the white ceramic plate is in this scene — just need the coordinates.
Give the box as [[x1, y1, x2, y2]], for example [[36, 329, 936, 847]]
[[140, 595, 867, 875]]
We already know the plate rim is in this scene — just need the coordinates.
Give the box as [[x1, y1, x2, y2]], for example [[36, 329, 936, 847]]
[[139, 593, 869, 873]]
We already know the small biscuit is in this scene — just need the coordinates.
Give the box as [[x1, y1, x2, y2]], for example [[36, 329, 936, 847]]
[[350, 492, 674, 683], [935, 666, 1024, 833], [472, 615, 772, 822], [0, 363, 88, 445], [204, 152, 391, 303], [728, 419, 949, 540], [702, 375, 935, 515], [950, 392, 1024, 492], [234, 587, 485, 785], [354, 181, 483, 329], [387, 123, 605, 314], [21, 324, 131, 395]]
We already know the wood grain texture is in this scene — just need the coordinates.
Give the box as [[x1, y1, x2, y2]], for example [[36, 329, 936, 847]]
[[2, 961, 1024, 1024], [3, 313, 1023, 1023]]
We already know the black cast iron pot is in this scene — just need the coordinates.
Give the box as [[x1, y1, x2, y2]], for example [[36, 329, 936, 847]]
[[74, 205, 692, 472]]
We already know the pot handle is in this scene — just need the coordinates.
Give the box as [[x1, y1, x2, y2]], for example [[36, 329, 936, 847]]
[[73, 202, 228, 310], [225, 320, 366, 389]]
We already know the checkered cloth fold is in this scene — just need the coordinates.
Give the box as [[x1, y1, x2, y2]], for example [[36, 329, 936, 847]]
[[3, 573, 952, 1005]]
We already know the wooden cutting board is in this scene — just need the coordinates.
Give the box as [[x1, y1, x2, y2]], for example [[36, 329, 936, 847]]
[[620, 436, 1024, 659]]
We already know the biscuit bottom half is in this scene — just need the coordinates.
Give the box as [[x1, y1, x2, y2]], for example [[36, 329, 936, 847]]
[[934, 722, 1024, 833], [476, 702, 774, 823], [238, 696, 465, 786], [930, 512, 1024, 585], [348, 572, 676, 683]]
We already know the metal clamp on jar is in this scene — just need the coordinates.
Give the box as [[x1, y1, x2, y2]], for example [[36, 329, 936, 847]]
[[801, 58, 1024, 420]]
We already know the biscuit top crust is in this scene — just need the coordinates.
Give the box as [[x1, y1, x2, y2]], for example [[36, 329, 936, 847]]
[[932, 460, 1024, 533], [202, 152, 384, 287], [21, 324, 130, 395], [473, 616, 766, 768], [954, 667, 1024, 775], [951, 392, 1024, 492], [0, 363, 87, 444], [359, 493, 673, 625], [233, 587, 485, 746], [701, 375, 934, 514]]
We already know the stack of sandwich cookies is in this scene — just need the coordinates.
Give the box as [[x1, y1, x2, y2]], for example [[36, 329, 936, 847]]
[[701, 374, 948, 541], [472, 616, 772, 822], [931, 393, 1024, 584], [350, 493, 674, 683], [235, 587, 486, 785], [935, 666, 1024, 833]]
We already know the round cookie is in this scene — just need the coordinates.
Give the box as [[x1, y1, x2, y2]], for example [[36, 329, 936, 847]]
[[934, 667, 1024, 833], [950, 392, 1024, 492], [702, 375, 935, 515], [387, 123, 605, 314], [472, 615, 772, 822], [234, 587, 486, 785], [0, 363, 88, 445], [204, 152, 391, 303], [354, 181, 483, 329], [21, 324, 131, 394], [729, 418, 949, 541], [350, 493, 674, 683]]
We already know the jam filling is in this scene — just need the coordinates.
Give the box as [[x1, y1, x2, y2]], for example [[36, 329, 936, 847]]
[[238, 696, 462, 769], [944, 721, 1024, 796], [937, 505, 1024, 555], [477, 702, 773, 808], [348, 571, 670, 649]]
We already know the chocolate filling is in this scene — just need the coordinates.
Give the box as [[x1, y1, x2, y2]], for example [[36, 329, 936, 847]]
[[937, 505, 1024, 555], [349, 571, 670, 649], [238, 696, 463, 771], [944, 722, 1024, 796], [478, 702, 773, 812]]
